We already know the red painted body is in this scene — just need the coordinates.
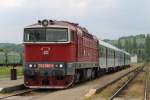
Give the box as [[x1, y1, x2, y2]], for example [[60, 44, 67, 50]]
[[24, 43, 76, 62], [24, 76, 74, 88], [24, 20, 99, 88]]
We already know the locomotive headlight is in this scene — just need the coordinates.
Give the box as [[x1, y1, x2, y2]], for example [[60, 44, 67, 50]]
[[59, 64, 63, 68], [55, 64, 59, 68], [33, 64, 37, 68], [29, 64, 32, 68], [42, 19, 49, 27]]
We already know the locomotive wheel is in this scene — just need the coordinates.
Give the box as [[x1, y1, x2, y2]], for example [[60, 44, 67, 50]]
[[91, 70, 95, 79], [75, 72, 80, 83]]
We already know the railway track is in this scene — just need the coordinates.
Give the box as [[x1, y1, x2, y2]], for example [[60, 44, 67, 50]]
[[108, 66, 147, 100], [0, 64, 143, 100], [0, 87, 58, 100], [0, 88, 36, 100]]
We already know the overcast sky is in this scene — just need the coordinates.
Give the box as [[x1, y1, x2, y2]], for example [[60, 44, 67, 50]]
[[0, 0, 150, 43]]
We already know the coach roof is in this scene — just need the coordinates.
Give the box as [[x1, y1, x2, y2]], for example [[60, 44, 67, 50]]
[[99, 40, 121, 51], [99, 40, 130, 56]]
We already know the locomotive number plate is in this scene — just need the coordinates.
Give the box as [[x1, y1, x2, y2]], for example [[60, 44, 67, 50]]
[[38, 64, 54, 68]]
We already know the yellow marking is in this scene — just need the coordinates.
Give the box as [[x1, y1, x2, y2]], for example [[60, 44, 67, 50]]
[[85, 89, 96, 98]]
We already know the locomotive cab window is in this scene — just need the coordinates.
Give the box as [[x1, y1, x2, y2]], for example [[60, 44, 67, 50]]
[[24, 28, 68, 42], [46, 28, 68, 42], [24, 29, 45, 42]]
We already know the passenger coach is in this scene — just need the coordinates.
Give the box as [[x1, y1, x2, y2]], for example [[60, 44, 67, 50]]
[[99, 40, 130, 73]]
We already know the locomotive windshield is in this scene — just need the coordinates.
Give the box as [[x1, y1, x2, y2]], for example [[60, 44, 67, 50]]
[[24, 28, 68, 42]]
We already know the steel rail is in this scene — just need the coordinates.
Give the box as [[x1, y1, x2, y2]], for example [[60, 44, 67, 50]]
[[144, 70, 148, 100], [0, 88, 36, 100], [108, 66, 143, 100]]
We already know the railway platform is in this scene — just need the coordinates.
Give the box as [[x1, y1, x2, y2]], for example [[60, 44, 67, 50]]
[[0, 77, 24, 93]]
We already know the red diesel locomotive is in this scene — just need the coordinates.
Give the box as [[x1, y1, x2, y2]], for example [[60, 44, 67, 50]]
[[23, 20, 99, 88]]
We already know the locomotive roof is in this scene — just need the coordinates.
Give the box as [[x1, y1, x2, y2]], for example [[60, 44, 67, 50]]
[[25, 20, 79, 29], [99, 40, 130, 55]]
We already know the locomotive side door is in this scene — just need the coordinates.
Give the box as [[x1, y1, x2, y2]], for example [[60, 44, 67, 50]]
[[76, 29, 83, 61]]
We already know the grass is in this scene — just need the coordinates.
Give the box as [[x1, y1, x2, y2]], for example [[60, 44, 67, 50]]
[[0, 66, 23, 78]]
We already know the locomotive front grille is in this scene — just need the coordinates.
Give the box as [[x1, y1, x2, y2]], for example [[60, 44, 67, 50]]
[[24, 70, 37, 77], [42, 79, 49, 86], [39, 69, 64, 76], [52, 70, 64, 76]]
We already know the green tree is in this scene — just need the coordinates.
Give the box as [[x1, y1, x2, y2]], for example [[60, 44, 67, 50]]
[[118, 39, 122, 49], [144, 34, 150, 62], [132, 37, 137, 55], [128, 39, 132, 53], [148, 34, 150, 60], [0, 49, 4, 52], [125, 39, 129, 52]]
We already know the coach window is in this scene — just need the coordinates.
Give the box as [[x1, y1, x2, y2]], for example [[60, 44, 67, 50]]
[[110, 49, 111, 58], [103, 47, 105, 57], [109, 49, 111, 58], [107, 49, 109, 58], [111, 50, 113, 58], [100, 46, 103, 57], [110, 49, 112, 58]]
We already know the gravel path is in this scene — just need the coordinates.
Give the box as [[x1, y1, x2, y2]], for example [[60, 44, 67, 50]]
[[0, 79, 23, 88]]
